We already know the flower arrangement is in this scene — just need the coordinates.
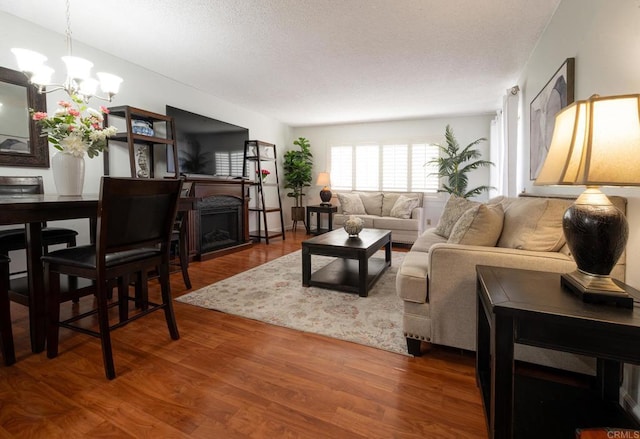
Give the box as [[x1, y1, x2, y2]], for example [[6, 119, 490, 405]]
[[256, 169, 270, 182], [31, 95, 118, 158]]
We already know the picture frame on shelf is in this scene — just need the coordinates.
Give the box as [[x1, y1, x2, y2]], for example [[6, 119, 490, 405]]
[[529, 57, 575, 180], [135, 144, 153, 178]]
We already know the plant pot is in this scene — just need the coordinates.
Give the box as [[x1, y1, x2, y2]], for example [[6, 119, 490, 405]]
[[291, 206, 306, 221]]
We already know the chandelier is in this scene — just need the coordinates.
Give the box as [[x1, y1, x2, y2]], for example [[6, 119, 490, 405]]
[[11, 0, 122, 103]]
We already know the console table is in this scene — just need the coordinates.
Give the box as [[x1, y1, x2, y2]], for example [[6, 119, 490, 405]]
[[476, 265, 640, 438]]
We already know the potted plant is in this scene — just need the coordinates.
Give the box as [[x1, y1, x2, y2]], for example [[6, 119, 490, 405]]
[[283, 137, 313, 221], [429, 125, 493, 198]]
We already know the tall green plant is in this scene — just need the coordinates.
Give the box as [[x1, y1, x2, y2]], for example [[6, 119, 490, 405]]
[[283, 137, 313, 207], [429, 125, 493, 198]]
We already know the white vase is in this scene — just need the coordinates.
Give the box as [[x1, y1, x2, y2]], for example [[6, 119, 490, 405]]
[[51, 152, 85, 196]]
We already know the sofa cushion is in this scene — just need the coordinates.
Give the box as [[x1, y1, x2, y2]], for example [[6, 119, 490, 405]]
[[380, 192, 423, 216], [434, 195, 480, 238], [497, 197, 571, 252], [373, 216, 420, 232], [448, 203, 504, 246], [390, 195, 420, 219], [410, 229, 448, 253], [337, 193, 366, 215], [358, 192, 383, 216], [333, 214, 376, 228]]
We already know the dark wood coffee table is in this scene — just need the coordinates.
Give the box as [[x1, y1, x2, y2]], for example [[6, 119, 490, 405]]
[[302, 228, 391, 297]]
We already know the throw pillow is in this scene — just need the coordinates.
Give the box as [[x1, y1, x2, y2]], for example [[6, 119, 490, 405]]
[[448, 203, 504, 246], [359, 192, 383, 216], [390, 195, 420, 219], [434, 195, 480, 238], [497, 198, 570, 252], [337, 193, 366, 215]]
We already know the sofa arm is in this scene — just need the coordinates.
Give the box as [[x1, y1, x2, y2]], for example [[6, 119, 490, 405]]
[[426, 243, 576, 351], [411, 207, 424, 234]]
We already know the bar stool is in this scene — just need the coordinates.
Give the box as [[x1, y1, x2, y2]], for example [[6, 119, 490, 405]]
[[0, 176, 79, 285], [43, 177, 182, 379]]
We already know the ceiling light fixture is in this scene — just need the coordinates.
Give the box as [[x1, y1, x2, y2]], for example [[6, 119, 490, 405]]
[[10, 0, 122, 103]]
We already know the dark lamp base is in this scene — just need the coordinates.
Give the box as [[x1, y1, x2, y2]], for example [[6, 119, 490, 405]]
[[319, 188, 332, 204], [561, 271, 633, 309], [320, 202, 332, 207]]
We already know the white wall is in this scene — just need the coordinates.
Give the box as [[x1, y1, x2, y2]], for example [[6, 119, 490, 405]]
[[0, 11, 291, 251], [290, 114, 494, 226], [515, 0, 640, 418]]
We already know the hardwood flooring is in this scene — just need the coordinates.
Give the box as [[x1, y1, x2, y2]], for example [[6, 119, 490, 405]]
[[0, 230, 488, 438]]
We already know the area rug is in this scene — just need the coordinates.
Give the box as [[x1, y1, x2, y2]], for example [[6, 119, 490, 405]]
[[176, 250, 408, 355]]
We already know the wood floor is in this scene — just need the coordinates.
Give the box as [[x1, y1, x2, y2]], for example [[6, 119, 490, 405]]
[[0, 229, 488, 438]]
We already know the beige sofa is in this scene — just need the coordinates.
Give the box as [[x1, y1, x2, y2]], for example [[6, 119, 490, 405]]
[[395, 194, 627, 374], [332, 191, 424, 244]]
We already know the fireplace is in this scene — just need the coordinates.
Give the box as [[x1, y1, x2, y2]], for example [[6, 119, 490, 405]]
[[198, 195, 243, 254]]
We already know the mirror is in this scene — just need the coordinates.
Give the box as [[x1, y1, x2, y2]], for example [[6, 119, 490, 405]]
[[0, 66, 49, 167]]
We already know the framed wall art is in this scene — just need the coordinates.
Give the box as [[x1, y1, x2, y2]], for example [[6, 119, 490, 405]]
[[0, 66, 50, 168], [529, 57, 575, 180]]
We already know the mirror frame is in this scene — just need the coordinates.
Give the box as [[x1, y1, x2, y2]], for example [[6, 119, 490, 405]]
[[0, 65, 49, 168]]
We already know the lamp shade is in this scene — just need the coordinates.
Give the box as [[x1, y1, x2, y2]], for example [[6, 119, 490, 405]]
[[535, 93, 640, 187], [316, 172, 331, 187]]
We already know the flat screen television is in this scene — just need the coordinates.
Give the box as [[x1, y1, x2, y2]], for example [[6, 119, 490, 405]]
[[166, 105, 249, 178]]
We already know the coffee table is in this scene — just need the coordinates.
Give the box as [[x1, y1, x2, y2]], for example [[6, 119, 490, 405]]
[[302, 228, 392, 297]]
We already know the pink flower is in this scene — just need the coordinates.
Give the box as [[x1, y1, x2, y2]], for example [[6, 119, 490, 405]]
[[32, 112, 48, 120], [68, 108, 80, 117], [57, 100, 72, 108], [100, 106, 110, 114]]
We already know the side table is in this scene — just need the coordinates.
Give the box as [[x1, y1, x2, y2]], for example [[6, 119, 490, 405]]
[[306, 204, 337, 235], [476, 265, 640, 439]]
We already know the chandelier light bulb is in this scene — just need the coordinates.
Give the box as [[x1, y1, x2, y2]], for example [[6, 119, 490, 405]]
[[11, 48, 47, 74], [62, 56, 93, 81], [97, 72, 123, 95], [30, 65, 55, 86], [78, 77, 99, 98]]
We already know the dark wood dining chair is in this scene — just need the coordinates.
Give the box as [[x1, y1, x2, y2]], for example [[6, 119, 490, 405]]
[[0, 176, 79, 284], [0, 255, 15, 366], [171, 181, 193, 289], [43, 177, 183, 380]]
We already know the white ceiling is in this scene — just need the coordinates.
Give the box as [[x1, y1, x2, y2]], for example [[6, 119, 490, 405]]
[[0, 0, 561, 127]]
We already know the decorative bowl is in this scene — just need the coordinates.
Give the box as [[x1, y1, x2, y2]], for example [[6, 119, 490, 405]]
[[344, 215, 364, 238]]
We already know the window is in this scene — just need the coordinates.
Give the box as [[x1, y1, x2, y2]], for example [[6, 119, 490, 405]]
[[216, 151, 245, 176], [330, 146, 353, 190], [330, 141, 440, 192]]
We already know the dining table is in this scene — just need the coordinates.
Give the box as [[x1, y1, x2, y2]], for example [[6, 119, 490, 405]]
[[0, 193, 196, 354]]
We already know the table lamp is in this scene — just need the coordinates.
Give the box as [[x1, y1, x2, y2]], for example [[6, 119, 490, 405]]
[[316, 172, 332, 206], [535, 93, 640, 308]]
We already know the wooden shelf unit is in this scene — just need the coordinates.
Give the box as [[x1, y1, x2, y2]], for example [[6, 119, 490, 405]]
[[104, 106, 178, 178], [244, 140, 285, 244]]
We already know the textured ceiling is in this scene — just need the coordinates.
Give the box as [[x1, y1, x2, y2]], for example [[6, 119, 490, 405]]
[[0, 0, 561, 126]]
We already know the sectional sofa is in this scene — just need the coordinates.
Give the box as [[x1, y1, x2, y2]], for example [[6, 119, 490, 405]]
[[395, 193, 627, 374]]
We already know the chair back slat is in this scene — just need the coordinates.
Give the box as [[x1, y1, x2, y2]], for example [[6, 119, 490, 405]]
[[0, 176, 44, 195], [96, 177, 182, 257]]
